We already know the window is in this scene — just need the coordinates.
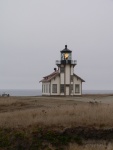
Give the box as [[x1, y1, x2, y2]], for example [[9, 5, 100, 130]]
[[75, 84, 80, 93], [60, 67, 64, 73], [44, 85, 45, 93], [49, 84, 50, 93], [70, 75, 73, 82], [70, 84, 73, 93], [42, 84, 43, 93], [52, 84, 57, 93], [60, 84, 64, 93], [46, 84, 48, 93], [70, 84, 73, 94]]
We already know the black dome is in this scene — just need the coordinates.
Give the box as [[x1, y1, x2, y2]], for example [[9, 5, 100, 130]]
[[60, 45, 72, 53]]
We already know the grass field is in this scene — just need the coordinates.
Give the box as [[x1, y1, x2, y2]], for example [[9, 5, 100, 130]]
[[0, 95, 113, 150]]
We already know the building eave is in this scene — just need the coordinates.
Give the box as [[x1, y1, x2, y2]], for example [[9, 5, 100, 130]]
[[73, 73, 85, 82], [39, 72, 59, 83]]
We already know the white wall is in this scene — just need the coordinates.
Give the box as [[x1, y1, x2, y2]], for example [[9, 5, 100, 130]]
[[73, 76, 82, 95], [42, 82, 50, 96], [51, 75, 60, 95], [71, 65, 74, 75], [65, 65, 70, 84], [60, 73, 64, 84], [66, 86, 69, 95]]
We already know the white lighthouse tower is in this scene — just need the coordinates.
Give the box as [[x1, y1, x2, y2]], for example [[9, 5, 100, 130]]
[[40, 45, 85, 96], [56, 45, 77, 96]]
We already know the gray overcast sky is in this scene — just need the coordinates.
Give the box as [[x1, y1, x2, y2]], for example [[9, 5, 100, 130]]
[[0, 0, 113, 90]]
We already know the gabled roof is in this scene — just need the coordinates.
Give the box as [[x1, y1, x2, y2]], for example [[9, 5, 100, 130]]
[[40, 71, 85, 83], [43, 70, 59, 78], [39, 70, 59, 82], [74, 73, 85, 82]]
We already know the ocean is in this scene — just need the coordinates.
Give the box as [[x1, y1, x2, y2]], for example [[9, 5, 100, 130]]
[[0, 89, 113, 96], [0, 89, 42, 96]]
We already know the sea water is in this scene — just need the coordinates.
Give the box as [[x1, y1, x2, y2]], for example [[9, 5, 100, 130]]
[[0, 89, 113, 96], [0, 89, 42, 96]]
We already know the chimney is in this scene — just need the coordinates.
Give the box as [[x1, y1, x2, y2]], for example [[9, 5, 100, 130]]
[[54, 68, 56, 72], [65, 45, 67, 49]]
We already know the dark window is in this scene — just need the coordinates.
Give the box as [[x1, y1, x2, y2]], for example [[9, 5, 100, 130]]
[[52, 84, 57, 93], [60, 67, 64, 73], [42, 85, 43, 93], [70, 84, 73, 90], [44, 85, 45, 93], [49, 84, 50, 93], [60, 84, 64, 93], [70, 75, 73, 82], [70, 84, 73, 93], [46, 84, 48, 93], [75, 84, 80, 93]]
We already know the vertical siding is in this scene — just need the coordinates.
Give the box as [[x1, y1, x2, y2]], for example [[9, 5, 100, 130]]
[[42, 82, 51, 96], [41, 67, 83, 96], [66, 86, 69, 95], [65, 65, 70, 84], [50, 76, 60, 95], [71, 65, 74, 75], [60, 73, 64, 84], [73, 76, 82, 95]]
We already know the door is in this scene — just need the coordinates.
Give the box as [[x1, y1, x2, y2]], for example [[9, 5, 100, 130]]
[[66, 86, 69, 95]]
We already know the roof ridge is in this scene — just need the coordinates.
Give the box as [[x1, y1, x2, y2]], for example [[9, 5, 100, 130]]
[[39, 72, 59, 82], [43, 70, 59, 78]]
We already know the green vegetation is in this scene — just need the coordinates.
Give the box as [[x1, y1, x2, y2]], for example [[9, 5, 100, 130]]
[[0, 127, 83, 150]]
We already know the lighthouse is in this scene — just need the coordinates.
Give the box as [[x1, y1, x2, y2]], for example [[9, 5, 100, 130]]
[[40, 45, 85, 96]]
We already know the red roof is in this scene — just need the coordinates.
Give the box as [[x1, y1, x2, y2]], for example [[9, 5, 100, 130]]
[[40, 71, 85, 83], [39, 70, 59, 82]]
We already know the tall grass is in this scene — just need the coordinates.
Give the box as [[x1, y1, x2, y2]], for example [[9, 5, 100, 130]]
[[0, 97, 18, 105], [0, 102, 113, 128], [68, 143, 113, 150]]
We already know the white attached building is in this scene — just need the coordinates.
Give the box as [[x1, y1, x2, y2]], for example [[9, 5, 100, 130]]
[[40, 45, 85, 96]]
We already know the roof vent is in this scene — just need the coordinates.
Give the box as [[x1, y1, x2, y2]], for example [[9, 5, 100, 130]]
[[65, 45, 67, 49]]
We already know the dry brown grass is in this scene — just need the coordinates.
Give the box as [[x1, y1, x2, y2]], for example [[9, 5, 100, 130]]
[[68, 143, 113, 150], [1, 96, 113, 150], [0, 97, 18, 105], [0, 96, 113, 128], [35, 143, 113, 150]]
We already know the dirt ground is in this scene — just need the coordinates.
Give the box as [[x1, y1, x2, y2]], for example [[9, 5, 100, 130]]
[[0, 94, 113, 113]]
